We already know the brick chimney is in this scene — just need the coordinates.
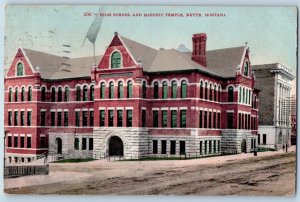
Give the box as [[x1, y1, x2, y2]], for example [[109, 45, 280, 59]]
[[191, 33, 207, 67]]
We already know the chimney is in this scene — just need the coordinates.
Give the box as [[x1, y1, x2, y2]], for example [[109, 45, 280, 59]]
[[191, 33, 207, 67]]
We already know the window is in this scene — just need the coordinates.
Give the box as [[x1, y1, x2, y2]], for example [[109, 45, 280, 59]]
[[8, 111, 12, 126], [153, 110, 158, 127], [100, 110, 105, 127], [15, 88, 18, 102], [21, 87, 25, 101], [263, 134, 267, 145], [239, 86, 242, 103], [170, 140, 176, 155], [162, 81, 168, 99], [228, 86, 234, 102], [57, 87, 62, 102], [204, 140, 208, 154], [213, 112, 217, 128], [20, 137, 25, 148], [111, 52, 121, 68], [218, 86, 221, 101], [127, 81, 133, 98], [64, 87, 69, 102], [8, 136, 12, 147], [74, 138, 79, 150], [64, 112, 69, 126], [40, 136, 46, 148], [209, 140, 212, 154], [244, 61, 249, 76], [100, 82, 105, 99], [57, 112, 62, 126], [82, 138, 87, 150], [75, 111, 80, 127], [142, 110, 146, 127], [9, 88, 12, 102], [161, 140, 167, 154], [238, 113, 242, 129], [90, 85, 94, 101], [89, 138, 93, 150], [83, 85, 88, 101], [171, 110, 177, 128], [218, 140, 220, 153], [181, 80, 187, 98], [208, 112, 212, 128], [14, 111, 18, 126], [154, 82, 159, 99], [117, 110, 123, 127], [180, 141, 186, 155], [27, 136, 31, 148], [227, 112, 234, 129], [28, 86, 32, 101], [213, 140, 217, 154], [205, 82, 208, 100], [152, 140, 158, 154], [21, 111, 25, 126], [51, 112, 55, 126], [214, 85, 217, 101], [17, 62, 23, 76], [118, 81, 123, 98], [109, 82, 114, 99], [199, 111, 203, 128], [204, 111, 207, 128], [162, 110, 167, 127], [108, 110, 114, 127], [126, 110, 132, 127], [200, 81, 203, 99], [258, 134, 260, 144], [51, 88, 56, 102], [209, 84, 213, 100], [82, 111, 88, 127], [76, 86, 81, 101], [142, 81, 147, 98], [26, 111, 31, 126], [180, 110, 186, 128], [218, 113, 221, 129], [200, 141, 203, 155], [243, 88, 245, 103], [171, 81, 177, 99], [90, 111, 94, 127], [41, 87, 46, 102], [14, 136, 18, 147]]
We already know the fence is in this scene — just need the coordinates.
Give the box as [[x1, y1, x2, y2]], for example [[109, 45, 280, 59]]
[[4, 165, 49, 179]]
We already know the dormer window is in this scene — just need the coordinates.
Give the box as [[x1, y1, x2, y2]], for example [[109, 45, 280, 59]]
[[111, 52, 121, 69], [244, 61, 249, 76], [17, 62, 24, 76]]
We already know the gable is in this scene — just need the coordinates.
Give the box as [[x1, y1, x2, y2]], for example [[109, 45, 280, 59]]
[[6, 48, 35, 78]]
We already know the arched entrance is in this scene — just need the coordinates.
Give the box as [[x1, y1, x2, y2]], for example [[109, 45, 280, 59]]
[[55, 137, 62, 154], [241, 139, 247, 153], [109, 136, 124, 156]]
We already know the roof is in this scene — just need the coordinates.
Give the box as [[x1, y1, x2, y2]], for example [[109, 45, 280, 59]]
[[252, 63, 295, 80]]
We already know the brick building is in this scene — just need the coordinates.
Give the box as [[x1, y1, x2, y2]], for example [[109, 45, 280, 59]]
[[4, 32, 259, 163], [252, 63, 295, 150]]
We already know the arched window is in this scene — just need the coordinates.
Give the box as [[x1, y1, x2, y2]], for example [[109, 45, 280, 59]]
[[245, 89, 248, 104], [142, 81, 146, 98], [111, 52, 121, 69], [51, 87, 56, 102], [100, 82, 105, 99], [162, 81, 168, 99], [9, 88, 12, 102], [118, 81, 123, 98], [214, 85, 217, 101], [171, 81, 177, 99], [15, 88, 18, 102], [83, 85, 88, 101], [244, 61, 249, 76], [181, 80, 187, 98], [90, 85, 94, 101], [218, 86, 221, 101], [41, 87, 46, 102], [239, 86, 242, 103], [21, 87, 25, 102], [248, 90, 251, 105], [76, 86, 81, 101], [57, 87, 62, 102], [28, 86, 32, 101], [209, 84, 213, 101], [154, 82, 159, 99], [64, 87, 69, 102], [200, 81, 203, 99], [17, 62, 23, 76], [242, 88, 245, 103], [205, 82, 208, 100], [127, 81, 133, 98], [109, 82, 114, 99], [228, 86, 234, 102]]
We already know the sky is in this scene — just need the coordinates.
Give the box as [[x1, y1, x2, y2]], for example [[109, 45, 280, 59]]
[[4, 6, 297, 82]]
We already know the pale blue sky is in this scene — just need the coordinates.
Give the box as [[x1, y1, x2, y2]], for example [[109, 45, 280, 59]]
[[5, 5, 297, 74]]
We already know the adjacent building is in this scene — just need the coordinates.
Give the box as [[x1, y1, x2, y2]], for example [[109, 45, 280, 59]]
[[4, 32, 259, 163], [252, 63, 295, 150]]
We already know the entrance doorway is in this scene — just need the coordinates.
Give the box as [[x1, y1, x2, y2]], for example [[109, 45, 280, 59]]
[[55, 137, 62, 154], [109, 136, 124, 156], [241, 139, 247, 153]]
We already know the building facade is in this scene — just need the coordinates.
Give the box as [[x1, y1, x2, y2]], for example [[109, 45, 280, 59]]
[[253, 63, 295, 150], [4, 32, 259, 163]]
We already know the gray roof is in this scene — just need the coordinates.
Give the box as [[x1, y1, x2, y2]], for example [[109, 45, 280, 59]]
[[21, 35, 246, 80]]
